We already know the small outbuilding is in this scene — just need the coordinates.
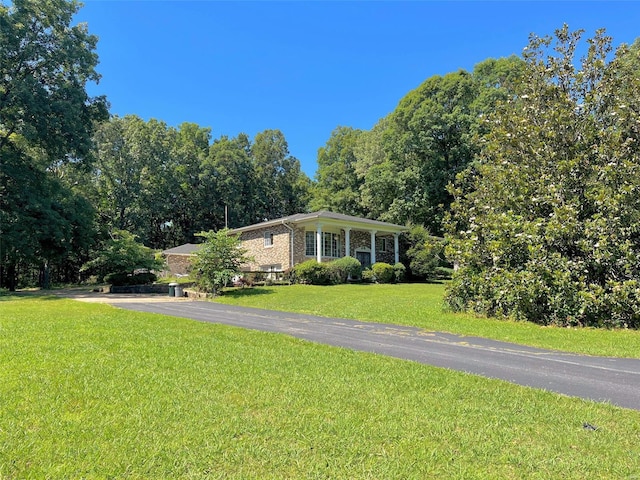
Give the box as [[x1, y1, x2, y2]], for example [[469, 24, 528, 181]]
[[162, 243, 201, 276]]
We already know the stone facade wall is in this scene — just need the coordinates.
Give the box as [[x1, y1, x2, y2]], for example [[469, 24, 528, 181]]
[[350, 230, 371, 253], [240, 224, 292, 271], [376, 234, 396, 264], [166, 254, 192, 276], [349, 232, 394, 262]]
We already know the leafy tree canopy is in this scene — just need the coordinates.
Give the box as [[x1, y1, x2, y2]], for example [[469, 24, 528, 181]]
[[81, 230, 162, 283], [0, 0, 108, 290], [405, 225, 449, 280], [88, 118, 312, 251], [311, 56, 524, 234], [311, 126, 365, 217]]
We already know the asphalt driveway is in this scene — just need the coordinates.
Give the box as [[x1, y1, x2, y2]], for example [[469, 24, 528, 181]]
[[100, 297, 640, 411]]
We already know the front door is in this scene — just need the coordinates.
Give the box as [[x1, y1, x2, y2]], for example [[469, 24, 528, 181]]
[[356, 251, 371, 268]]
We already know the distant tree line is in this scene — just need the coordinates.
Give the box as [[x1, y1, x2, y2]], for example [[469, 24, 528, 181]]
[[86, 117, 310, 249]]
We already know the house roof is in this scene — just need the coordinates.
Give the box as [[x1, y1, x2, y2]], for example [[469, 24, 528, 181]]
[[162, 243, 201, 255], [230, 210, 409, 234]]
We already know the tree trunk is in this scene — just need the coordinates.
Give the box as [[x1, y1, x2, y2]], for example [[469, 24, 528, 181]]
[[40, 261, 50, 289], [4, 263, 17, 291]]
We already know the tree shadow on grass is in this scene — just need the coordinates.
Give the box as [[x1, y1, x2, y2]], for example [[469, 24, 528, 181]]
[[0, 291, 66, 301], [345, 280, 446, 286], [221, 287, 276, 298]]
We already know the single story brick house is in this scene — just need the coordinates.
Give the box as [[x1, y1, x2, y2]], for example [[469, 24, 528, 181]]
[[230, 211, 408, 274], [162, 211, 408, 276]]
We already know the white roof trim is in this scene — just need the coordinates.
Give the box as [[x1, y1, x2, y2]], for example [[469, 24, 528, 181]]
[[231, 211, 408, 234]]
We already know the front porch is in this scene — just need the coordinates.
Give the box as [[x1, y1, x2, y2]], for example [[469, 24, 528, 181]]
[[302, 224, 401, 267]]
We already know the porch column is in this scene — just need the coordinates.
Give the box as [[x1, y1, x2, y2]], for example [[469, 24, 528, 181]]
[[394, 233, 400, 264], [316, 224, 323, 262], [344, 228, 351, 257], [370, 230, 377, 265]]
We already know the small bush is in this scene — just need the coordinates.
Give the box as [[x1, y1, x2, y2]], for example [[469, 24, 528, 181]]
[[328, 256, 362, 283], [372, 262, 394, 283], [246, 272, 265, 284], [361, 268, 375, 283], [393, 262, 406, 283], [435, 266, 454, 279], [282, 268, 294, 284], [292, 260, 331, 285]]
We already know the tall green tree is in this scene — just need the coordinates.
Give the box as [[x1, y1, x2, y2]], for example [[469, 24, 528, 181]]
[[350, 57, 523, 234], [311, 126, 365, 216], [446, 27, 640, 328], [205, 134, 258, 228], [92, 116, 146, 233], [91, 116, 179, 248], [171, 122, 215, 243], [251, 129, 310, 220], [0, 0, 108, 289], [137, 119, 181, 248]]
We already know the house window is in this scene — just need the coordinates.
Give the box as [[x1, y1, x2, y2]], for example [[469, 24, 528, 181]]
[[264, 232, 274, 247], [261, 264, 282, 279], [305, 231, 341, 258], [381, 238, 388, 252], [323, 232, 341, 258], [305, 231, 316, 256]]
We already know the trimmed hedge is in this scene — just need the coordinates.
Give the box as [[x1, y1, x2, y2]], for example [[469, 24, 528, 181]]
[[290, 257, 363, 285], [361, 262, 405, 284], [290, 260, 331, 285], [372, 262, 394, 283], [328, 256, 362, 283]]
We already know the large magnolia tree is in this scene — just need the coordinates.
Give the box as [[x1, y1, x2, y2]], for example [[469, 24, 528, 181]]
[[445, 26, 640, 328]]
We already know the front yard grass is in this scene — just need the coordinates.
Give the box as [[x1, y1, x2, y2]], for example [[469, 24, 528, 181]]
[[216, 283, 640, 358], [1, 296, 639, 479]]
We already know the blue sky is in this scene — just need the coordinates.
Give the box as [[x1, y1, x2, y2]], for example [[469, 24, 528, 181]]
[[76, 1, 639, 177]]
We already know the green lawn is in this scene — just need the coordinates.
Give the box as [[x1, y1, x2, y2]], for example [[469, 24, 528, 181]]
[[2, 296, 640, 479], [215, 283, 640, 358]]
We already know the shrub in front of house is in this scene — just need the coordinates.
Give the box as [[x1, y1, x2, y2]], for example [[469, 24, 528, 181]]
[[291, 257, 363, 285], [393, 262, 406, 283], [361, 268, 375, 283], [328, 256, 362, 283], [291, 260, 332, 285], [372, 262, 395, 284]]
